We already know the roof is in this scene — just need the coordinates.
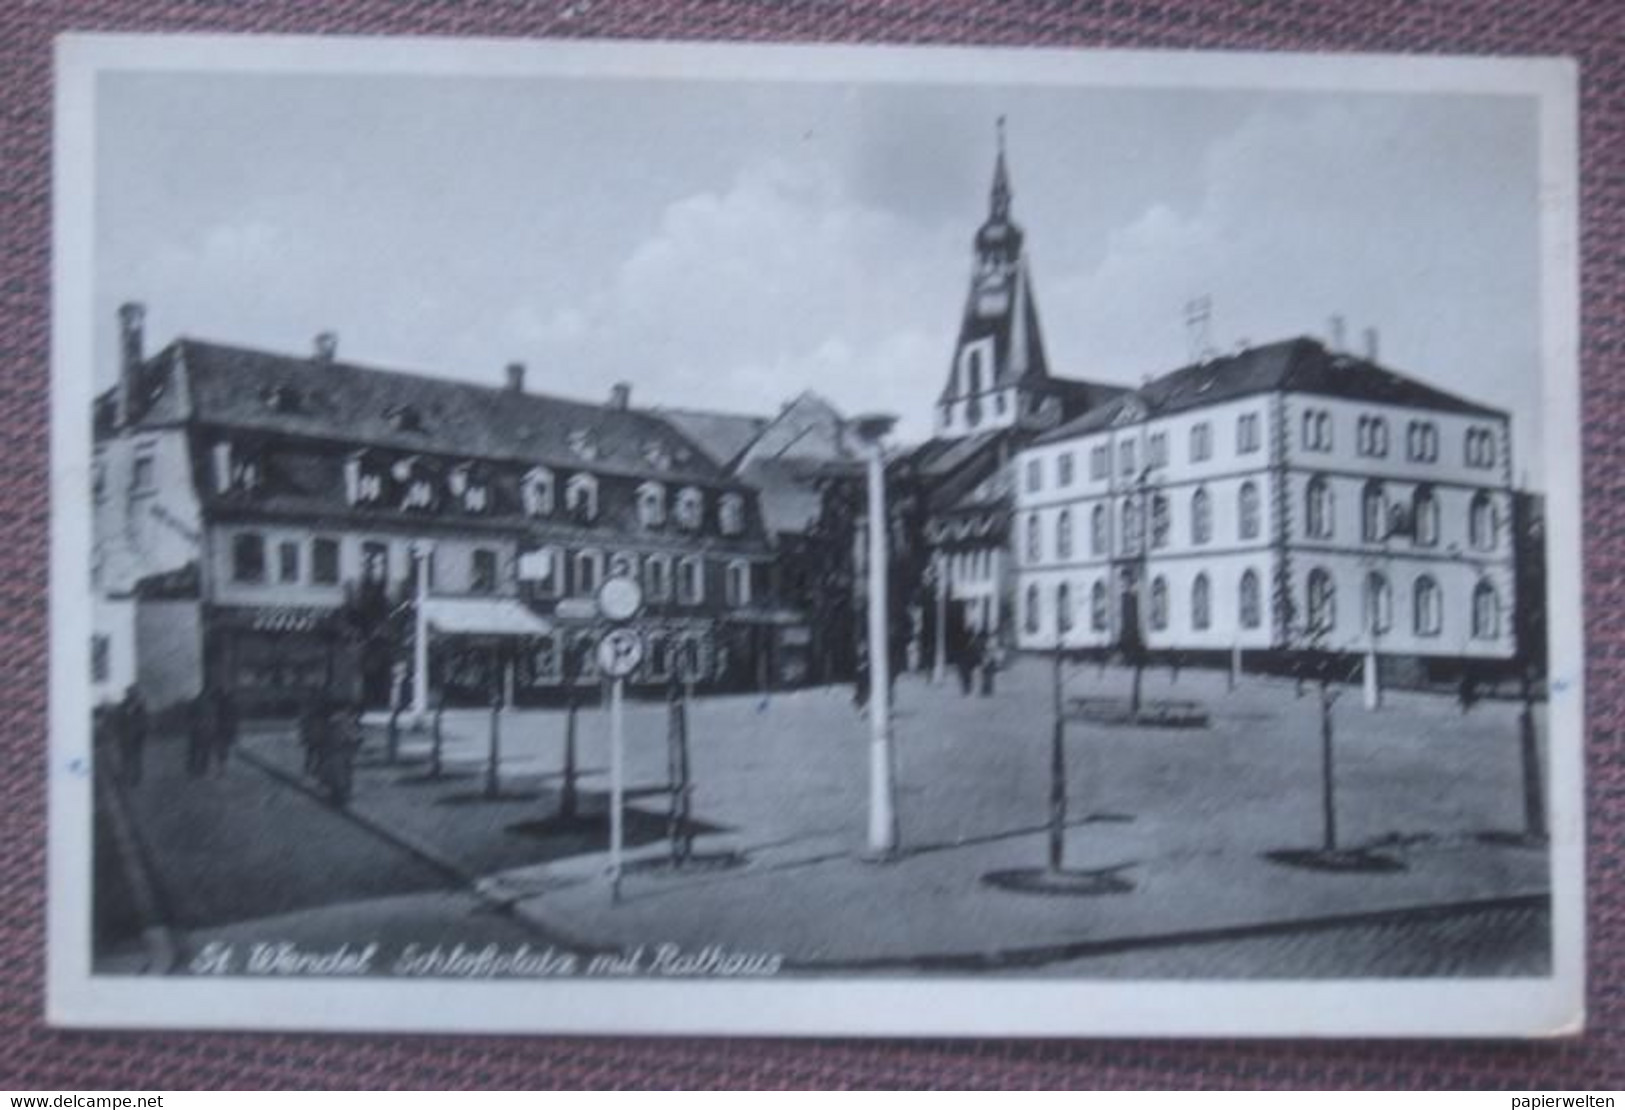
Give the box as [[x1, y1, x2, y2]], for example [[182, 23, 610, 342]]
[[734, 456, 841, 536], [654, 407, 769, 469], [1036, 337, 1505, 445], [119, 339, 734, 487], [938, 256, 1051, 404]]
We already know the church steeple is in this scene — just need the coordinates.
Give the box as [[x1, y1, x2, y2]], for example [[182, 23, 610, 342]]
[[989, 115, 1012, 222], [935, 120, 1052, 440]]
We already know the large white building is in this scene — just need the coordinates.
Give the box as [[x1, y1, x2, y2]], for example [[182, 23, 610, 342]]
[[1012, 338, 1518, 672]]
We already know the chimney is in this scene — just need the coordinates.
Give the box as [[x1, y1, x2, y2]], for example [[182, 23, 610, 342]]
[[505, 362, 526, 393], [313, 331, 338, 364], [1362, 326, 1379, 362], [1327, 314, 1346, 353], [116, 302, 146, 427], [608, 381, 631, 411]]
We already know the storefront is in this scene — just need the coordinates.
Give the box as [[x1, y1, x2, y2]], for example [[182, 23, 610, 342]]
[[206, 604, 357, 717]]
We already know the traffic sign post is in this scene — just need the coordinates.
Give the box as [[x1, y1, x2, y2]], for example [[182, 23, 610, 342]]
[[595, 578, 644, 903]]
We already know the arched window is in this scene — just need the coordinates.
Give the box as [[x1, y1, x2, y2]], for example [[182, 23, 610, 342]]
[[1413, 486, 1439, 547], [1191, 487, 1212, 545], [1090, 580, 1109, 631], [1057, 582, 1073, 633], [1365, 572, 1392, 635], [1056, 509, 1073, 560], [522, 466, 555, 517], [574, 549, 603, 597], [719, 493, 746, 536], [1026, 513, 1042, 564], [1469, 491, 1497, 550], [1121, 498, 1141, 555], [1149, 576, 1169, 631], [637, 481, 667, 529], [966, 349, 983, 397], [1024, 583, 1041, 634], [565, 472, 599, 522], [1473, 580, 1500, 639], [1307, 567, 1336, 633], [1239, 481, 1261, 540], [1239, 569, 1262, 629], [675, 486, 705, 531], [1192, 573, 1211, 631], [1359, 480, 1384, 543], [1306, 475, 1333, 539], [1151, 493, 1170, 549], [1414, 575, 1442, 636], [1091, 504, 1108, 555]]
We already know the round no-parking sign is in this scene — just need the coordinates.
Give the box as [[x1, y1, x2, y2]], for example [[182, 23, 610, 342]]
[[596, 628, 644, 678]]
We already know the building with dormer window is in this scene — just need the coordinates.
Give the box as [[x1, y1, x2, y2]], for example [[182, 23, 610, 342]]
[[91, 308, 791, 713]]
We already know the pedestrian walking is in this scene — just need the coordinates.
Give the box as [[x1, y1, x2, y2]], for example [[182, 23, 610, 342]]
[[978, 632, 1002, 697], [116, 685, 147, 785], [298, 693, 326, 774], [186, 685, 217, 777]]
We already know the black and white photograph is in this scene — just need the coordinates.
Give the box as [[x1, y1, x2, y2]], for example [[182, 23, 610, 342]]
[[48, 35, 1584, 1038]]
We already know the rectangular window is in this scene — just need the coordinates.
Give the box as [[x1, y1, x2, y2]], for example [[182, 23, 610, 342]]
[[1237, 413, 1260, 454], [277, 540, 300, 583], [645, 556, 670, 603], [518, 547, 559, 596], [1119, 439, 1136, 478], [725, 561, 751, 607], [1057, 453, 1074, 488], [1148, 433, 1168, 469], [232, 532, 266, 583], [1189, 422, 1212, 463], [1026, 458, 1043, 493], [470, 549, 497, 594], [1090, 445, 1109, 480], [311, 538, 340, 584]]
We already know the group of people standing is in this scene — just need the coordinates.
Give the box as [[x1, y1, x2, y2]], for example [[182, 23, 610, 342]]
[[96, 683, 238, 785]]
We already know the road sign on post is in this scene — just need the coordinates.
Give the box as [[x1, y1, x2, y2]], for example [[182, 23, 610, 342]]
[[595, 575, 644, 903]]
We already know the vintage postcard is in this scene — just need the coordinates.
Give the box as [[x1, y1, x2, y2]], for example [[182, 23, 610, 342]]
[[47, 33, 1583, 1037]]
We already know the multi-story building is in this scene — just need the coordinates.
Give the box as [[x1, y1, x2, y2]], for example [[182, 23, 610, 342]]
[[1012, 337, 1519, 675], [903, 125, 1124, 658], [92, 305, 789, 714]]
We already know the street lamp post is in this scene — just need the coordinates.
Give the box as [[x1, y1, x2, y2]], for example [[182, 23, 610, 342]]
[[932, 551, 948, 685], [852, 412, 899, 860], [409, 541, 433, 721]]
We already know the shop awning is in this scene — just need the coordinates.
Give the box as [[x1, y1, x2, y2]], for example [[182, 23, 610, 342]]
[[423, 597, 554, 638]]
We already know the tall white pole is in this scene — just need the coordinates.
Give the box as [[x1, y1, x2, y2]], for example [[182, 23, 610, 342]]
[[609, 674, 625, 902], [411, 544, 430, 719], [866, 446, 898, 857]]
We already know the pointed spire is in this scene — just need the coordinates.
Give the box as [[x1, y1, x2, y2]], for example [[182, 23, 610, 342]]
[[990, 115, 1011, 221]]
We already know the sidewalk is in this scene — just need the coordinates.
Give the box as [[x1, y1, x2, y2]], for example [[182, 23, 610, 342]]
[[234, 659, 1552, 972]]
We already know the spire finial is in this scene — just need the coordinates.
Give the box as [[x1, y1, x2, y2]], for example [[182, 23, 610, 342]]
[[990, 116, 1012, 220]]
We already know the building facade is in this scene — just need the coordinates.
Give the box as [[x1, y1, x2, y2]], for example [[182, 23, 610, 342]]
[[92, 306, 793, 714], [1012, 337, 1519, 674]]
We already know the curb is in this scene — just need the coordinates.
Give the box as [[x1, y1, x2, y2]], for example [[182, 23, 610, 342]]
[[777, 891, 1551, 974], [235, 741, 598, 954]]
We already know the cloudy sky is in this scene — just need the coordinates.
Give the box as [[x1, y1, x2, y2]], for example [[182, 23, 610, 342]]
[[94, 65, 1545, 480]]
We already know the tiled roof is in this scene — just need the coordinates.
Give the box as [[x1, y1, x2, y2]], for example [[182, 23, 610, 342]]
[[654, 406, 770, 469], [1035, 337, 1505, 445], [124, 339, 735, 487]]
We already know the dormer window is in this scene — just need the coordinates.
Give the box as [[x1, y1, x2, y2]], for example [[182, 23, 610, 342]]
[[212, 440, 263, 494], [448, 463, 491, 514], [392, 456, 437, 512], [565, 472, 599, 523], [641, 440, 674, 472], [567, 429, 600, 461], [345, 451, 385, 506], [637, 481, 667, 529], [387, 404, 425, 434], [263, 383, 303, 413], [522, 466, 555, 517], [675, 486, 704, 532], [719, 493, 745, 536]]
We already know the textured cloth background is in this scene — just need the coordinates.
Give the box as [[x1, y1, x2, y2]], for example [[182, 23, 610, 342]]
[[1, 0, 1619, 1090]]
